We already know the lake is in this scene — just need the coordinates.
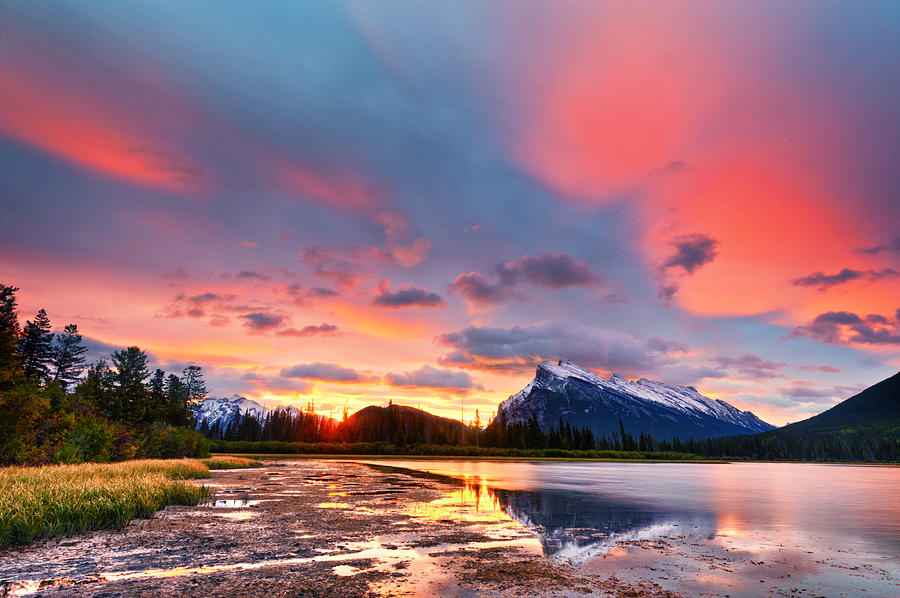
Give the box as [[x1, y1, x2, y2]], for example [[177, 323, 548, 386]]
[[362, 460, 900, 596], [2, 459, 897, 597]]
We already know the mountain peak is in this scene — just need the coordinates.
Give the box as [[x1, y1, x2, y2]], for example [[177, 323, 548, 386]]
[[501, 360, 774, 440]]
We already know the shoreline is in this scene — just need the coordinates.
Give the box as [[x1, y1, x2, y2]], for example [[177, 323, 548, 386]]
[[214, 452, 900, 466]]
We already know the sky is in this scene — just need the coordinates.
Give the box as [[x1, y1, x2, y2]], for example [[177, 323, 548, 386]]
[[2, 1, 899, 426]]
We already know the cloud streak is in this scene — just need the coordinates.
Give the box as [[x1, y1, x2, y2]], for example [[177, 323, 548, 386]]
[[276, 323, 339, 337], [280, 362, 375, 382], [385, 365, 483, 394], [791, 267, 897, 289], [856, 237, 900, 256]]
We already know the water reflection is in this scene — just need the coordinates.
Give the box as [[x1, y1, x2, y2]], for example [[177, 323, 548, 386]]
[[488, 486, 715, 564], [364, 460, 900, 597], [371, 462, 719, 565]]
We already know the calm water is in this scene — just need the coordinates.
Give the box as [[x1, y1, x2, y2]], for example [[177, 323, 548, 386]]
[[363, 460, 900, 596]]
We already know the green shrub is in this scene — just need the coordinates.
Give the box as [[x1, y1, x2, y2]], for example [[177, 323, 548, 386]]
[[52, 417, 115, 464], [139, 423, 209, 459]]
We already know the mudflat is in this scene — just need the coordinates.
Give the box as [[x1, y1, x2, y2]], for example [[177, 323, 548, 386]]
[[1, 460, 678, 597]]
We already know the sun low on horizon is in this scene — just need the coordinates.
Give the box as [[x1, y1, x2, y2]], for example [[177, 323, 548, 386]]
[[2, 0, 899, 428]]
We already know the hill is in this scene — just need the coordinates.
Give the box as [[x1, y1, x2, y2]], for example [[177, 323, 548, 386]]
[[780, 371, 900, 432], [700, 372, 900, 461], [338, 403, 470, 445]]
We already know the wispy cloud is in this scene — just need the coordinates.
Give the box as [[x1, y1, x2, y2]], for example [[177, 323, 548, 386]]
[[791, 267, 897, 289], [385, 365, 483, 394], [280, 362, 376, 382]]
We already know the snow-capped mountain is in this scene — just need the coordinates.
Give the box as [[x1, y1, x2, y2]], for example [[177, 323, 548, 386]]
[[192, 395, 300, 430], [499, 360, 774, 440]]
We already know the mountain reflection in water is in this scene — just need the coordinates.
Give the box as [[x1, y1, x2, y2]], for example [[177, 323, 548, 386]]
[[363, 460, 899, 596], [474, 484, 715, 565]]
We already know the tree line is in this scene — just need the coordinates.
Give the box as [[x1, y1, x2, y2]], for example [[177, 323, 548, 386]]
[[483, 411, 897, 461], [0, 284, 210, 465], [207, 401, 897, 462]]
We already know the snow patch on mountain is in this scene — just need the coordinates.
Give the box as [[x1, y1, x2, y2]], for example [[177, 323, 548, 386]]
[[193, 395, 301, 430], [499, 360, 774, 439]]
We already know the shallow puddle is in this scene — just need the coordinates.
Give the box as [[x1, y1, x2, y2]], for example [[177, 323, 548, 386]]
[[213, 498, 250, 507]]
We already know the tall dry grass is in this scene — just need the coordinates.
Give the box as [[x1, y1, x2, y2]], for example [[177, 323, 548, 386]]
[[0, 459, 216, 547]]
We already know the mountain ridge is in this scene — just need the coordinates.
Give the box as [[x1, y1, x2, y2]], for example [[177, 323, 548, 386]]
[[497, 360, 774, 440], [193, 394, 301, 431]]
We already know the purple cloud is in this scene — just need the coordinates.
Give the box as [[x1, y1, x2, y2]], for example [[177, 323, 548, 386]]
[[448, 272, 513, 305], [276, 323, 339, 337], [790, 309, 900, 345], [657, 233, 719, 301], [300, 245, 374, 291], [236, 270, 270, 280], [856, 237, 900, 255], [371, 281, 444, 308], [280, 362, 374, 382], [791, 267, 897, 289], [385, 365, 483, 393], [239, 311, 287, 332], [664, 234, 719, 274], [436, 321, 669, 374], [497, 252, 602, 288], [449, 252, 602, 306], [157, 292, 238, 324]]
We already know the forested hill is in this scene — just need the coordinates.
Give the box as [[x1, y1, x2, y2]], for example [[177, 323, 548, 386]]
[[780, 371, 900, 432], [697, 372, 900, 461], [338, 403, 470, 444]]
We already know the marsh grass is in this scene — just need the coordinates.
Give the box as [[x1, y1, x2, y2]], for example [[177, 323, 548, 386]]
[[0, 459, 220, 547], [201, 456, 263, 469]]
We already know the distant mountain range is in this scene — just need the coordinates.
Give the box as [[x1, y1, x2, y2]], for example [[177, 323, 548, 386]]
[[496, 360, 774, 440], [195, 363, 898, 456], [193, 396, 467, 444], [193, 394, 300, 430]]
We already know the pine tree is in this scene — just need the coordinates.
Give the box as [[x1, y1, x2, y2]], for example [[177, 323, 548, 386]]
[[0, 285, 22, 388], [52, 324, 88, 389], [76, 359, 116, 417], [19, 309, 54, 380], [181, 365, 207, 402], [147, 369, 167, 422], [111, 346, 150, 422], [165, 373, 193, 427]]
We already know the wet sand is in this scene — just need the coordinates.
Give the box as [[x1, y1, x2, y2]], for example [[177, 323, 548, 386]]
[[1, 460, 895, 597]]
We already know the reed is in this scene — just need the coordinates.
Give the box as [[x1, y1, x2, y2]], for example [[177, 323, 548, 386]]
[[201, 456, 264, 469], [0, 459, 217, 547]]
